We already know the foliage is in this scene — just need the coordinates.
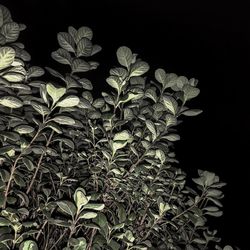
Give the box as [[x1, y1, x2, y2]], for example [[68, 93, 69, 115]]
[[0, 5, 239, 250]]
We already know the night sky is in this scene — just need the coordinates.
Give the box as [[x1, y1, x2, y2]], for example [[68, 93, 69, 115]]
[[1, 0, 249, 249]]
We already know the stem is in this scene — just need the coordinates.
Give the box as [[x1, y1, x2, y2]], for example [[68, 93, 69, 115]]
[[50, 229, 67, 250], [3, 128, 42, 208], [87, 228, 97, 250], [36, 220, 48, 241], [26, 130, 54, 194]]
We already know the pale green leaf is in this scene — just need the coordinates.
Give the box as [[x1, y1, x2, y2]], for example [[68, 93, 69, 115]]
[[56, 95, 80, 107], [116, 46, 133, 68], [0, 46, 15, 70]]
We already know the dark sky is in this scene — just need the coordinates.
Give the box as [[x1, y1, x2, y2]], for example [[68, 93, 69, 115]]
[[2, 0, 249, 248]]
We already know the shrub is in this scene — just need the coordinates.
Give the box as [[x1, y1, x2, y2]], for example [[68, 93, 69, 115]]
[[0, 4, 238, 250]]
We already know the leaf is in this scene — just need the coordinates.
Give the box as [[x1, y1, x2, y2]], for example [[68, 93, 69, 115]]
[[77, 38, 92, 57], [73, 187, 88, 210], [76, 26, 93, 42], [183, 85, 200, 101], [145, 120, 157, 141], [0, 217, 11, 226], [162, 95, 178, 115], [14, 174, 26, 187], [57, 200, 77, 217], [52, 116, 75, 125], [27, 66, 45, 78], [204, 211, 223, 217], [78, 78, 93, 90], [31, 101, 50, 116], [0, 96, 23, 108], [106, 76, 122, 92], [51, 48, 72, 65], [0, 46, 15, 70], [0, 145, 15, 155], [116, 46, 133, 68], [57, 32, 75, 52], [0, 131, 20, 141], [145, 89, 158, 102], [23, 158, 35, 171], [92, 98, 105, 109], [165, 133, 180, 141], [130, 61, 149, 77], [56, 95, 80, 107], [91, 44, 102, 56], [112, 141, 128, 155], [113, 130, 132, 141], [72, 59, 90, 73], [1, 22, 20, 42], [93, 212, 109, 238], [3, 72, 25, 82], [78, 211, 97, 219], [14, 125, 34, 134], [46, 83, 66, 105], [181, 109, 203, 116], [119, 92, 143, 104], [223, 246, 234, 250], [19, 240, 38, 250], [82, 203, 105, 211], [155, 68, 167, 85]]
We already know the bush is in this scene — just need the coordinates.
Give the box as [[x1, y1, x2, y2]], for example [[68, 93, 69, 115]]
[[0, 4, 238, 250]]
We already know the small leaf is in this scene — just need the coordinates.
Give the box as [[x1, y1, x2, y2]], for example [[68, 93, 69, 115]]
[[183, 85, 200, 101], [31, 101, 50, 116], [106, 76, 122, 92], [27, 66, 45, 78], [145, 120, 157, 141], [0, 96, 23, 108], [19, 240, 38, 250], [72, 59, 90, 73], [76, 26, 93, 42], [155, 68, 167, 85], [116, 46, 133, 68], [113, 130, 132, 141], [52, 116, 75, 125], [165, 133, 180, 141], [46, 83, 66, 105], [74, 187, 88, 210], [162, 95, 178, 115], [1, 22, 20, 43], [130, 61, 149, 77], [181, 109, 203, 116], [77, 38, 92, 57], [51, 48, 72, 65], [57, 32, 75, 52], [56, 95, 80, 107], [14, 125, 34, 134], [23, 158, 35, 171], [223, 246, 234, 250], [0, 217, 11, 226], [57, 201, 77, 217], [82, 203, 105, 211], [78, 211, 97, 219]]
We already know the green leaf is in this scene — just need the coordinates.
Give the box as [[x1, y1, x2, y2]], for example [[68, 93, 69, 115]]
[[78, 211, 97, 219], [73, 187, 89, 210], [93, 212, 109, 238], [0, 131, 20, 141], [46, 83, 66, 105], [183, 85, 200, 101], [77, 38, 92, 57], [31, 101, 50, 116], [145, 89, 158, 102], [57, 32, 75, 52], [155, 68, 166, 85], [82, 203, 105, 211], [119, 92, 143, 104], [0, 217, 11, 226], [223, 246, 234, 250], [145, 120, 157, 141], [1, 22, 20, 43], [116, 46, 133, 68], [14, 174, 26, 187], [19, 240, 38, 250], [14, 125, 34, 134], [181, 109, 203, 116], [52, 116, 76, 125], [92, 98, 105, 109], [165, 133, 180, 141], [0, 145, 15, 155], [72, 59, 90, 73], [112, 141, 128, 155], [106, 76, 122, 92], [51, 48, 72, 65], [130, 61, 149, 77], [57, 200, 77, 217], [78, 78, 93, 90], [23, 158, 35, 171], [113, 130, 132, 141], [162, 95, 178, 115], [76, 26, 93, 42], [3, 72, 25, 82], [27, 66, 45, 78], [56, 95, 80, 107], [0, 96, 23, 108]]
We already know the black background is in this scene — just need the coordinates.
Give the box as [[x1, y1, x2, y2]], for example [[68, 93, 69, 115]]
[[1, 0, 249, 249]]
